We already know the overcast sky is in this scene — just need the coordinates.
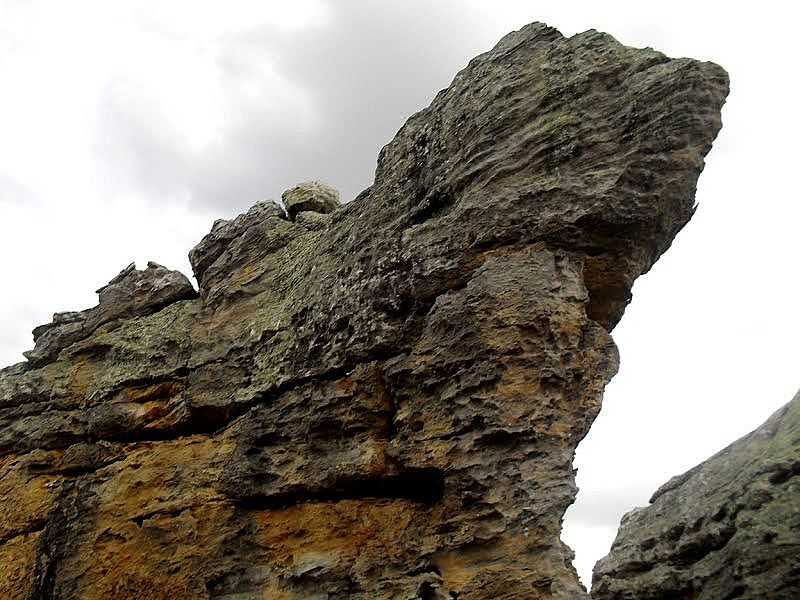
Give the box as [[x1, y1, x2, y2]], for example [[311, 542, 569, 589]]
[[1, 0, 797, 586]]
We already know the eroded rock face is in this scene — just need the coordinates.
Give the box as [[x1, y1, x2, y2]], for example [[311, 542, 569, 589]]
[[188, 199, 288, 299], [592, 391, 800, 600], [0, 23, 727, 599], [22, 262, 196, 367]]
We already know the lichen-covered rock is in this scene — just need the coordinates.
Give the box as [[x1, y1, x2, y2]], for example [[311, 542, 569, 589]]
[[189, 200, 287, 292], [282, 180, 341, 220], [0, 23, 727, 599], [22, 262, 196, 367], [592, 391, 800, 600], [295, 209, 332, 232]]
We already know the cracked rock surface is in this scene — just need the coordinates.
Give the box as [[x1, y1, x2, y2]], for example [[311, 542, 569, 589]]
[[0, 23, 727, 600], [592, 390, 800, 600]]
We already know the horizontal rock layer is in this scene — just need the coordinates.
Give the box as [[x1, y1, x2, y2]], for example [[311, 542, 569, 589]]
[[592, 391, 800, 600], [0, 23, 727, 599]]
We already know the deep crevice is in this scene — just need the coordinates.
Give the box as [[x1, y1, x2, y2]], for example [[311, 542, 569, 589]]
[[29, 478, 98, 600], [235, 468, 445, 511]]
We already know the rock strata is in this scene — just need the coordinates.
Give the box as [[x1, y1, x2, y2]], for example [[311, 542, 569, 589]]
[[592, 391, 800, 600], [0, 23, 727, 599]]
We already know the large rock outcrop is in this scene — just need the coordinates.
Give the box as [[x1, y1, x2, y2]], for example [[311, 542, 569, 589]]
[[592, 391, 800, 599], [0, 23, 727, 599]]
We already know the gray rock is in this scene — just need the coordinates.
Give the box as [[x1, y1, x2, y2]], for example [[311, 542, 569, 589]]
[[23, 262, 196, 367], [94, 262, 195, 318], [188, 200, 286, 289], [295, 210, 331, 231], [281, 180, 341, 220], [196, 210, 302, 305], [592, 390, 800, 599]]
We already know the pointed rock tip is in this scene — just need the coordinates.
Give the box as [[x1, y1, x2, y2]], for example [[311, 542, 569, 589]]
[[188, 198, 287, 287]]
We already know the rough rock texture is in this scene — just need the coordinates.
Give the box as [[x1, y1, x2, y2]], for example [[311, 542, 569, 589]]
[[282, 181, 342, 221], [188, 200, 287, 299], [0, 23, 727, 600], [593, 391, 800, 600], [22, 262, 196, 367]]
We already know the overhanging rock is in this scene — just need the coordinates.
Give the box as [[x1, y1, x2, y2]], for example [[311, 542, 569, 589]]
[[0, 23, 727, 599]]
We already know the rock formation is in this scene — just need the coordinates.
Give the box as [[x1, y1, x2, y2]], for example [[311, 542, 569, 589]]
[[22, 262, 196, 367], [0, 23, 727, 599], [593, 391, 800, 599], [281, 181, 342, 221]]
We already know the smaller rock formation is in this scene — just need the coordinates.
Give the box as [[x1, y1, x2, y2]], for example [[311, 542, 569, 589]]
[[281, 181, 341, 221], [187, 185, 340, 305], [23, 262, 196, 367], [593, 390, 800, 599], [188, 200, 287, 297]]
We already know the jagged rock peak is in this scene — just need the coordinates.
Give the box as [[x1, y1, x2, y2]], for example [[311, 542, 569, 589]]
[[188, 199, 286, 290], [0, 23, 727, 599], [592, 390, 800, 599], [22, 262, 195, 367]]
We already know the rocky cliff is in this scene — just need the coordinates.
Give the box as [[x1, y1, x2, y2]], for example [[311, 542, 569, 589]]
[[0, 23, 728, 599], [592, 391, 800, 599]]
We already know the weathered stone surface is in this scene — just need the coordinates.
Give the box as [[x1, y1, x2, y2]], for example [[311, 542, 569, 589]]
[[282, 180, 342, 220], [22, 262, 196, 367], [0, 23, 727, 599], [592, 391, 800, 600], [295, 209, 333, 232], [189, 199, 287, 293]]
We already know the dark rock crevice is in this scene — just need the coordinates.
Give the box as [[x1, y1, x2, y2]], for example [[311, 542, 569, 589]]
[[235, 468, 446, 511], [28, 478, 98, 600]]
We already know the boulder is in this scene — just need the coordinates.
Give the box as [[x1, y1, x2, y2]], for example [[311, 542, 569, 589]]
[[282, 180, 341, 220]]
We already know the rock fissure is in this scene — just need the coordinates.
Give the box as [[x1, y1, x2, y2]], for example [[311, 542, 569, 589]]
[[235, 468, 446, 511], [0, 520, 47, 547]]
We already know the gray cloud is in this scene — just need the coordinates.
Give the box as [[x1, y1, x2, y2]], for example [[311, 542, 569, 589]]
[[0, 172, 38, 206], [566, 487, 652, 529], [94, 1, 505, 215]]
